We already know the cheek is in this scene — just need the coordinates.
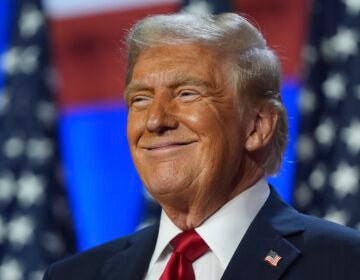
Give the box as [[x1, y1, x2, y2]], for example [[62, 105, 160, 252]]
[[127, 112, 144, 146], [187, 113, 227, 163], [193, 109, 244, 161], [181, 104, 223, 135]]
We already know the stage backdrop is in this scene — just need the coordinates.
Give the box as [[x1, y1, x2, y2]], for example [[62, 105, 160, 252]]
[[44, 0, 309, 251]]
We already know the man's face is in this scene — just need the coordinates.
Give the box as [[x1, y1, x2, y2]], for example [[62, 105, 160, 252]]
[[126, 44, 251, 208]]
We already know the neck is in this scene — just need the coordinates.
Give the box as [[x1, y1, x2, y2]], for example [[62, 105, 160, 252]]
[[159, 165, 264, 231]]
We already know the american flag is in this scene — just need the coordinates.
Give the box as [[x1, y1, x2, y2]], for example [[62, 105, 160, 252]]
[[0, 0, 75, 279], [294, 0, 360, 230], [264, 250, 282, 267]]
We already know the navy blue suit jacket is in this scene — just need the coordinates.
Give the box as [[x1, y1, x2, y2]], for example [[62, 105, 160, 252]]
[[44, 188, 360, 279]]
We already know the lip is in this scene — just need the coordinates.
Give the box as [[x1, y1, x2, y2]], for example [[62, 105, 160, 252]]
[[140, 140, 197, 153]]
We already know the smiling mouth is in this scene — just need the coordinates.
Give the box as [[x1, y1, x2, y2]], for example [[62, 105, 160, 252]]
[[142, 141, 197, 151]]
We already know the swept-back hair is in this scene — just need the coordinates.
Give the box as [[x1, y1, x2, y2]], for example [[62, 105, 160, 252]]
[[125, 13, 287, 175]]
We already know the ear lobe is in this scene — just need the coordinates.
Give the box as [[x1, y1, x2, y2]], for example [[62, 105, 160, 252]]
[[245, 105, 278, 152]]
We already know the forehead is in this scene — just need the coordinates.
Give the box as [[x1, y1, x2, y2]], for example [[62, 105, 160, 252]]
[[130, 44, 225, 87], [137, 43, 218, 64]]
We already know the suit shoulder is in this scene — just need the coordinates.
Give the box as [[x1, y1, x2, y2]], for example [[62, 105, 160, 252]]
[[45, 225, 158, 280], [284, 213, 360, 277], [297, 213, 360, 254], [300, 213, 360, 240]]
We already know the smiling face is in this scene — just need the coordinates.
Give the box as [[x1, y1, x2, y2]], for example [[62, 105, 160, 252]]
[[126, 44, 254, 217]]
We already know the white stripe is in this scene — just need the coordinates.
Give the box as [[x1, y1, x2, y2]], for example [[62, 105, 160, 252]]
[[43, 0, 180, 19]]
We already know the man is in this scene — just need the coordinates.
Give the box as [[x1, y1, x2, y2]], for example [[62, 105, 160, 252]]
[[44, 13, 360, 280]]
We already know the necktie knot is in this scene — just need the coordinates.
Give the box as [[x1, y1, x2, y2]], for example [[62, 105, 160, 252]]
[[160, 230, 209, 280], [171, 230, 209, 262]]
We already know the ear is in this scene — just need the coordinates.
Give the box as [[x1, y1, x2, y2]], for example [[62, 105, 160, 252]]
[[245, 104, 278, 152]]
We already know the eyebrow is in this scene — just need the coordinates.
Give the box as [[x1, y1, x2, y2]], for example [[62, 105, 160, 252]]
[[124, 74, 215, 101], [124, 81, 152, 101]]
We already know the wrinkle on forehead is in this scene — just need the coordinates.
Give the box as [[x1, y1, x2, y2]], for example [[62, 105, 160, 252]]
[[125, 70, 223, 100], [139, 43, 216, 60], [125, 44, 231, 101]]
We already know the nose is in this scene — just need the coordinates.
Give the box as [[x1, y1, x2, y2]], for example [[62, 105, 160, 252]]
[[146, 95, 178, 133]]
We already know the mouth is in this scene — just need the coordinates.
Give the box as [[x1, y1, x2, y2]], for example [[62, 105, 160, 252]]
[[141, 140, 197, 152]]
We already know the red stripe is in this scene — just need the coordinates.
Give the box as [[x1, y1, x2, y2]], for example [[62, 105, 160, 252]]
[[50, 0, 309, 108], [234, 0, 310, 77], [49, 4, 179, 108]]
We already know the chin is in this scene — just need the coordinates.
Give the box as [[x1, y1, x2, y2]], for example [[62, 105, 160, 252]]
[[144, 171, 192, 198], [145, 177, 184, 195]]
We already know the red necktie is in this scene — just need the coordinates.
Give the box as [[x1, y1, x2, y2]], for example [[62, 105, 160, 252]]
[[160, 230, 209, 280]]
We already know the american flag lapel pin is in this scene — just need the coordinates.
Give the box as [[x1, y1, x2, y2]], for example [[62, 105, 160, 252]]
[[264, 250, 282, 267]]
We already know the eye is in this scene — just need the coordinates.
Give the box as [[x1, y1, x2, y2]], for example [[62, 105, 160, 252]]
[[178, 90, 200, 102], [130, 95, 152, 109]]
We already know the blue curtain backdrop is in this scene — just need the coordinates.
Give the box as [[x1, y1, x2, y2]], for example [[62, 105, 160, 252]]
[[59, 103, 145, 251]]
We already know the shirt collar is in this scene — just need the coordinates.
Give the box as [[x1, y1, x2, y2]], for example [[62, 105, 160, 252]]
[[148, 208, 182, 269], [148, 178, 270, 270], [196, 178, 269, 268]]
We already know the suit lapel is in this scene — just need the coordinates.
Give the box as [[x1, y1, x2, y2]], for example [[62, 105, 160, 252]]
[[222, 188, 304, 280], [99, 189, 304, 280], [101, 225, 159, 280]]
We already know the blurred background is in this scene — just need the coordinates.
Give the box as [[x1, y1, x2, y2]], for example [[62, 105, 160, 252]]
[[0, 0, 359, 279]]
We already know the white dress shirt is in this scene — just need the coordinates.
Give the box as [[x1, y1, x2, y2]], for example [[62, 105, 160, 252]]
[[144, 178, 270, 280]]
